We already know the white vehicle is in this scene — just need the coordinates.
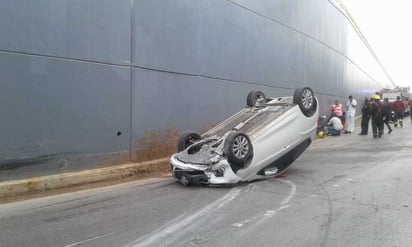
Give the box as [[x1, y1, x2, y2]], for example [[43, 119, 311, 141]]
[[170, 87, 319, 185]]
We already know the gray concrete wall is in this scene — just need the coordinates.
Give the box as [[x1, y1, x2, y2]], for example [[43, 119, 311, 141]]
[[0, 0, 392, 179]]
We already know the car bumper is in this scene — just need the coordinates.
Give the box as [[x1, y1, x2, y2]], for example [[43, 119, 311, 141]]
[[170, 154, 242, 185]]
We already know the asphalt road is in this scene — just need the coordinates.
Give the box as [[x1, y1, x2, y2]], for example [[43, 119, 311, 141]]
[[1, 122, 412, 247]]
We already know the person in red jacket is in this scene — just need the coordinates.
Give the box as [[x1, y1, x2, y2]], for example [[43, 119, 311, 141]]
[[392, 96, 405, 127]]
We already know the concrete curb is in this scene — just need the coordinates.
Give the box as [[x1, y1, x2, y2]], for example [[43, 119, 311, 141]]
[[0, 158, 170, 198]]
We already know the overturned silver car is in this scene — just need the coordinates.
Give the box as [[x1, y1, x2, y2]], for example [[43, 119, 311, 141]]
[[170, 87, 319, 185]]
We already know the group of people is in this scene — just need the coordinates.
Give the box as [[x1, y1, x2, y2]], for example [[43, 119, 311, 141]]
[[359, 95, 406, 138], [323, 95, 357, 136], [320, 94, 411, 139]]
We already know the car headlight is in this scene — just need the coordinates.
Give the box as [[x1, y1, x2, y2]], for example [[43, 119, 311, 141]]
[[209, 154, 221, 164], [212, 167, 225, 177]]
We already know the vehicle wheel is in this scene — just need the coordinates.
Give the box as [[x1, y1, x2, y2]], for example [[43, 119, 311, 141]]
[[224, 131, 253, 166], [247, 90, 266, 107], [293, 87, 317, 117], [177, 131, 201, 152]]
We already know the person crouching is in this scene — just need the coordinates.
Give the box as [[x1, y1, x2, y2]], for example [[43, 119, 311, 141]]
[[327, 113, 344, 136]]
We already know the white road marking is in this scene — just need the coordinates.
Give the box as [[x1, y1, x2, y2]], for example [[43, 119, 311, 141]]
[[232, 179, 296, 227], [279, 180, 296, 206], [126, 187, 242, 247], [64, 231, 118, 247]]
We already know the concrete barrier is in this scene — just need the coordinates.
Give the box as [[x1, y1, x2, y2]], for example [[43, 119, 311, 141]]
[[0, 158, 170, 198]]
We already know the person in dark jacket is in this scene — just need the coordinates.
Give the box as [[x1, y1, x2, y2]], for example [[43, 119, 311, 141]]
[[382, 98, 393, 134], [359, 97, 370, 135], [369, 95, 384, 138]]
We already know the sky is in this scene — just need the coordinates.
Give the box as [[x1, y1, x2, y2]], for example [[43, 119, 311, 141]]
[[343, 0, 412, 89]]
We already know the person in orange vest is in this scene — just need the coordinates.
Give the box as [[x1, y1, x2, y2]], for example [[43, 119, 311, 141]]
[[392, 96, 405, 127], [331, 99, 344, 127]]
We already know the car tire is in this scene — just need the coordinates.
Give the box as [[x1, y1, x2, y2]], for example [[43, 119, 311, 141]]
[[293, 87, 317, 117], [247, 90, 266, 107], [177, 131, 201, 152], [224, 131, 253, 166]]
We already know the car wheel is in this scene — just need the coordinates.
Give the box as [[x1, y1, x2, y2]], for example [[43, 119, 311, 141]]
[[224, 131, 253, 166], [293, 87, 317, 117], [177, 131, 201, 152], [247, 90, 266, 107]]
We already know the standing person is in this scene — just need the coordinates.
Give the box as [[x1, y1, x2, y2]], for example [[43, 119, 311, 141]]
[[382, 98, 393, 134], [409, 97, 412, 124], [392, 96, 405, 127], [345, 95, 357, 133], [331, 99, 344, 126], [358, 97, 370, 135], [327, 113, 344, 136], [370, 95, 384, 138]]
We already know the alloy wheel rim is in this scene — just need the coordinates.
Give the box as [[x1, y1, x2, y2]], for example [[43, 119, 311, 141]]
[[302, 89, 313, 109], [232, 135, 249, 158]]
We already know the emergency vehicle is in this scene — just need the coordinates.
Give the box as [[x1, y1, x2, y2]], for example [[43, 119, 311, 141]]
[[379, 87, 411, 116]]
